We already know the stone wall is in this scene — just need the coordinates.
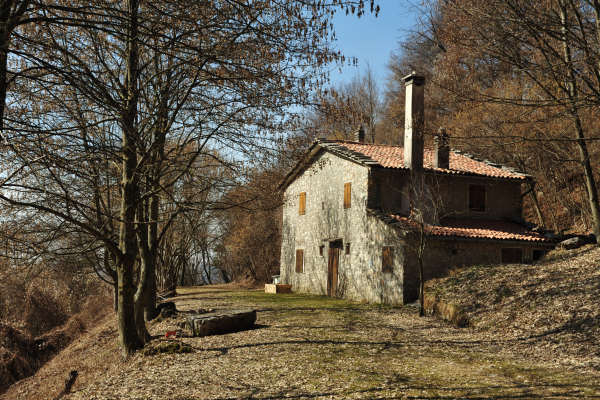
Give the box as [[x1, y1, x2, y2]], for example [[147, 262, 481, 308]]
[[281, 148, 542, 305], [369, 170, 523, 222], [280, 151, 369, 298], [402, 237, 550, 302], [280, 151, 409, 304], [434, 176, 523, 221]]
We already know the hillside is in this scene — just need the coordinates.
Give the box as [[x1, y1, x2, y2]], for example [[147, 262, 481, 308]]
[[426, 244, 600, 370], [3, 271, 600, 399]]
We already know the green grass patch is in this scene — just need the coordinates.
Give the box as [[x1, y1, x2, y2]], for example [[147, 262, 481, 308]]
[[225, 290, 395, 312]]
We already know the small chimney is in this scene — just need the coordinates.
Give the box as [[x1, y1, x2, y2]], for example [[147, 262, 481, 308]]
[[354, 125, 366, 143], [403, 72, 425, 171], [434, 127, 450, 169]]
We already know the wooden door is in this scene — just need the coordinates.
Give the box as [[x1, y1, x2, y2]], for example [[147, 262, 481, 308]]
[[327, 246, 339, 297]]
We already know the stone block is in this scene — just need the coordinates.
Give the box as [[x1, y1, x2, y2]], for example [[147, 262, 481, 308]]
[[560, 236, 584, 249], [265, 284, 292, 294], [186, 310, 256, 337], [264, 284, 276, 294]]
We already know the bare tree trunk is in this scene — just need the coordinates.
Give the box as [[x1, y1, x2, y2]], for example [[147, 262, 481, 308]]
[[134, 200, 151, 343], [145, 133, 165, 318], [560, 1, 600, 242], [117, 0, 143, 356], [113, 281, 118, 312], [145, 228, 158, 321], [418, 231, 425, 317], [0, 0, 28, 131], [143, 63, 168, 316], [526, 181, 545, 229], [0, 33, 7, 132], [203, 247, 212, 284]]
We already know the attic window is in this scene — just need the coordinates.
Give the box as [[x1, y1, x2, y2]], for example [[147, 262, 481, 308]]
[[343, 182, 351, 209], [299, 192, 306, 215], [468, 184, 486, 212]]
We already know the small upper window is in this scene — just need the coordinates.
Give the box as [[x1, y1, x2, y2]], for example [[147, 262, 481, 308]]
[[319, 245, 324, 256], [343, 182, 351, 209], [469, 184, 486, 212], [345, 243, 350, 255], [299, 192, 306, 215]]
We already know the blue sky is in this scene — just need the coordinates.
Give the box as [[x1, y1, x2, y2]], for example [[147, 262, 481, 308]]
[[328, 1, 419, 88]]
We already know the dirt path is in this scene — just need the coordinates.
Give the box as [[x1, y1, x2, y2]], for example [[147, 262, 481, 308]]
[[7, 287, 600, 399]]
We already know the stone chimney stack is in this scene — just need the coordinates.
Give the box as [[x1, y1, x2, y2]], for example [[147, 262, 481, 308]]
[[403, 72, 425, 171], [434, 127, 450, 169], [355, 125, 366, 143]]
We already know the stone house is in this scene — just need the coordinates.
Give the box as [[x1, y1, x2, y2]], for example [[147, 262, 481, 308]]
[[278, 73, 554, 304]]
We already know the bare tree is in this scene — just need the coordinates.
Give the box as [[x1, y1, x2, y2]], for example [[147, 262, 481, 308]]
[[310, 67, 383, 142], [430, 0, 600, 241], [0, 0, 381, 355]]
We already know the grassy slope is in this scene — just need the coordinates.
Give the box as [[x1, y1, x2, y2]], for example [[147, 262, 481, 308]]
[[3, 280, 600, 399], [426, 244, 600, 369]]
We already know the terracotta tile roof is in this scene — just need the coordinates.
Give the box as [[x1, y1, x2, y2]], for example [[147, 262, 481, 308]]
[[381, 213, 551, 242], [321, 140, 527, 180]]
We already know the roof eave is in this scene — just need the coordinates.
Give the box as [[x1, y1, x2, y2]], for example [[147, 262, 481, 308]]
[[371, 164, 529, 181], [277, 141, 323, 192], [278, 140, 376, 192]]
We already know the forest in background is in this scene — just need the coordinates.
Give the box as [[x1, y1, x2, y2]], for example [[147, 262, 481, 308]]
[[229, 0, 600, 289], [1, 0, 600, 365]]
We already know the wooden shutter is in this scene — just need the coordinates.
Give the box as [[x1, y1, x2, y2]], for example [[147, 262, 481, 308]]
[[469, 185, 486, 212], [295, 249, 304, 273], [343, 182, 351, 209], [299, 192, 306, 215], [382, 246, 393, 273]]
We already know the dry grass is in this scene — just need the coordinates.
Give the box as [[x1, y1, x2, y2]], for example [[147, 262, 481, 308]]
[[0, 292, 112, 396], [426, 244, 600, 370], [4, 280, 600, 400]]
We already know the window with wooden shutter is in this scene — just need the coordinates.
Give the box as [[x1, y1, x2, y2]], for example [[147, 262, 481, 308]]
[[382, 246, 393, 273], [469, 184, 486, 212], [295, 249, 304, 273], [299, 192, 306, 215], [343, 182, 351, 209]]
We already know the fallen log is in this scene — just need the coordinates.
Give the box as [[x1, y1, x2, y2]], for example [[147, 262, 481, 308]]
[[186, 310, 256, 337]]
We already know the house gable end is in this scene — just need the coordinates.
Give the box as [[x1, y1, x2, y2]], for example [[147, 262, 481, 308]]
[[278, 141, 373, 192]]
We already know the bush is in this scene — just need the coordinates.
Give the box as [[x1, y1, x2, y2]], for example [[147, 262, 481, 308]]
[[23, 287, 69, 337], [0, 324, 37, 393]]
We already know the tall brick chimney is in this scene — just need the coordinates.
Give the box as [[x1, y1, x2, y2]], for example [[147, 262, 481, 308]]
[[434, 127, 450, 169], [354, 125, 365, 143], [403, 72, 425, 171]]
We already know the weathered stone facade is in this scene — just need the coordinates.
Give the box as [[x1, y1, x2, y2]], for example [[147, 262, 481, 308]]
[[280, 144, 553, 305], [280, 150, 408, 304], [280, 72, 554, 304]]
